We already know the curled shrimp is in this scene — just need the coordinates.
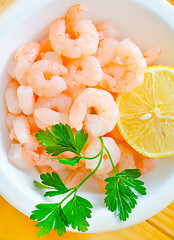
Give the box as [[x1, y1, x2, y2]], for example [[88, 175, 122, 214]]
[[97, 38, 147, 93], [13, 115, 30, 144], [8, 143, 33, 169], [65, 3, 87, 38], [96, 21, 120, 40], [27, 59, 68, 97], [70, 88, 119, 137], [116, 144, 136, 172], [5, 81, 21, 114], [85, 137, 120, 175], [17, 86, 34, 115], [66, 56, 103, 87], [14, 41, 41, 85], [143, 46, 162, 66], [49, 17, 99, 59], [96, 38, 119, 67], [21, 146, 66, 172], [34, 94, 72, 128]]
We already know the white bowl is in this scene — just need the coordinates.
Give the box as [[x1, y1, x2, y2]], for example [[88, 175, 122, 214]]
[[0, 0, 174, 233]]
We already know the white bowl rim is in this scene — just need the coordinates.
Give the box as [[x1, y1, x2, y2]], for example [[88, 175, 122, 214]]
[[0, 0, 174, 234]]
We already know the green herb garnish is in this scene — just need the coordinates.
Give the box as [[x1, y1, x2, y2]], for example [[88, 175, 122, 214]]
[[31, 123, 146, 237]]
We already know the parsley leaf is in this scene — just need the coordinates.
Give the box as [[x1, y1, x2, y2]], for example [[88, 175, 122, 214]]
[[75, 130, 88, 153], [58, 156, 82, 166], [38, 172, 70, 197], [104, 169, 146, 221], [35, 123, 88, 165], [30, 203, 68, 237], [63, 195, 93, 232]]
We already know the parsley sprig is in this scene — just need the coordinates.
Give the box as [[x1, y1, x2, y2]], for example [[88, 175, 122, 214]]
[[31, 123, 146, 237]]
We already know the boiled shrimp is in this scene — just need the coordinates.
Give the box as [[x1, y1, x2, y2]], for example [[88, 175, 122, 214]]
[[65, 3, 87, 38], [34, 94, 72, 128], [65, 85, 87, 101], [96, 21, 120, 40], [116, 144, 136, 172], [143, 46, 162, 66], [17, 86, 34, 115], [40, 51, 63, 65], [8, 143, 33, 169], [24, 133, 40, 151], [66, 56, 103, 87], [97, 38, 147, 93], [5, 81, 21, 114], [49, 17, 99, 59], [85, 137, 120, 175], [21, 146, 66, 172], [13, 115, 30, 144], [14, 41, 41, 85], [70, 88, 119, 137], [27, 59, 67, 97], [96, 38, 120, 67]]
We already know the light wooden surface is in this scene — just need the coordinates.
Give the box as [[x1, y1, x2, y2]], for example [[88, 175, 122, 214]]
[[0, 0, 174, 239]]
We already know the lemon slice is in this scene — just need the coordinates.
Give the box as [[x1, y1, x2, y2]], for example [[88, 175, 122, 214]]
[[117, 65, 174, 158]]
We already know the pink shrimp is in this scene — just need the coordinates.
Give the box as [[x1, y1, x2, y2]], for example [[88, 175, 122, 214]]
[[34, 94, 72, 128], [49, 18, 99, 59], [17, 86, 34, 115], [27, 59, 68, 97], [65, 3, 87, 38], [97, 38, 147, 93], [143, 46, 162, 66], [5, 81, 21, 114], [21, 146, 66, 172], [96, 21, 120, 40], [14, 41, 41, 85], [116, 144, 136, 172], [13, 115, 30, 144], [65, 56, 103, 87], [70, 88, 119, 137], [40, 51, 63, 65], [8, 143, 33, 169]]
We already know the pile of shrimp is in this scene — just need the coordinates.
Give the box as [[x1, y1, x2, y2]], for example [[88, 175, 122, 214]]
[[5, 4, 160, 192]]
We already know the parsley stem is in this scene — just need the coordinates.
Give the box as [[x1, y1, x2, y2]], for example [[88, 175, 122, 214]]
[[60, 189, 76, 205], [104, 146, 118, 176], [80, 151, 102, 160], [77, 137, 104, 189]]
